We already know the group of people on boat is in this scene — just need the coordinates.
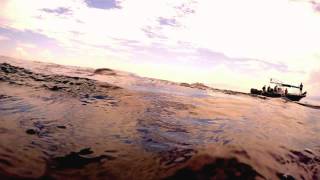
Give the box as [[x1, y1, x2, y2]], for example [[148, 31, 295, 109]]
[[261, 83, 303, 95], [262, 85, 288, 95], [250, 80, 306, 101]]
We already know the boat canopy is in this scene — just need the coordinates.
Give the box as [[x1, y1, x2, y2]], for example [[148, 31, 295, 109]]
[[270, 78, 300, 89]]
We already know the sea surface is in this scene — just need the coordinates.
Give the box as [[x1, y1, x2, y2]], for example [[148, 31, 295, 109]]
[[0, 57, 319, 179]]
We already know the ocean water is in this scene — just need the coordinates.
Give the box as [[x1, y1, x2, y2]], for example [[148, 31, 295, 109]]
[[301, 97, 320, 107], [0, 59, 319, 179]]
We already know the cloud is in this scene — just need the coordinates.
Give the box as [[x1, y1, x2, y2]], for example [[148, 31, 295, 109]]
[[290, 0, 320, 12], [0, 0, 320, 95], [0, 27, 67, 63], [174, 2, 196, 15], [18, 43, 37, 49], [195, 48, 290, 73], [84, 0, 121, 9], [0, 35, 10, 41], [0, 27, 59, 49], [141, 26, 167, 39], [41, 7, 72, 15], [158, 17, 179, 27], [307, 0, 320, 12]]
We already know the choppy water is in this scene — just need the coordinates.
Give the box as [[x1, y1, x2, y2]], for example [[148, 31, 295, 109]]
[[0, 59, 319, 179]]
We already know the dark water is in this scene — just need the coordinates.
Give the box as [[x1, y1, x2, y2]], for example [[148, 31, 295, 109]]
[[0, 62, 319, 179]]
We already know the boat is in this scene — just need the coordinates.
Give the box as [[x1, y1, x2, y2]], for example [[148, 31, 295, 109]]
[[250, 79, 307, 101], [285, 92, 307, 101]]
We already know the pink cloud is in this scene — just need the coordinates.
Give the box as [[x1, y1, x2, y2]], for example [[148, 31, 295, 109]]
[[310, 1, 320, 12]]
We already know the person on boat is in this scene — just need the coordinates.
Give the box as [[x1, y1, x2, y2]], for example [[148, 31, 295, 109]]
[[274, 85, 278, 93], [267, 86, 271, 92], [285, 88, 288, 95], [262, 85, 266, 92], [300, 83, 303, 94]]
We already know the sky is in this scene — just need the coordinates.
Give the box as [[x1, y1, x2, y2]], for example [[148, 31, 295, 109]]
[[0, 0, 320, 96]]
